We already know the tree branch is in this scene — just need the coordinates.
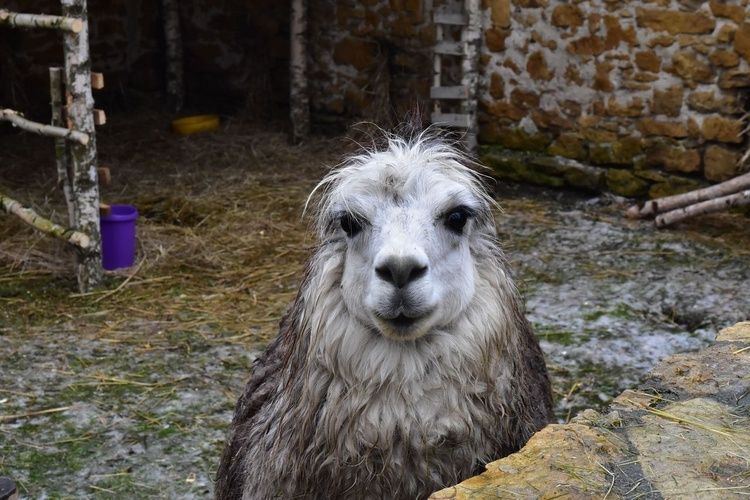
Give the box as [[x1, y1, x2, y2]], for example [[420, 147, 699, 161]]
[[0, 108, 89, 145], [0, 192, 90, 249], [654, 189, 750, 228], [0, 9, 82, 33]]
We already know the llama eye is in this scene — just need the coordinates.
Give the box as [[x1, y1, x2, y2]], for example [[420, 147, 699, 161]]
[[339, 214, 362, 237], [444, 207, 472, 234]]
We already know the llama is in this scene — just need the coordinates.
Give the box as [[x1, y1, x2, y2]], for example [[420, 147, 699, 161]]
[[215, 127, 553, 499]]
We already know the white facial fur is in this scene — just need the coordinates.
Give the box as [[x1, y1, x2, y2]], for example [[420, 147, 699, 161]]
[[313, 133, 495, 341]]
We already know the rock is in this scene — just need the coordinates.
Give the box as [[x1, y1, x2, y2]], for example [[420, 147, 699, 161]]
[[635, 7, 716, 35], [431, 323, 750, 499], [703, 145, 740, 182], [701, 116, 743, 143], [606, 168, 650, 197], [0, 478, 17, 500]]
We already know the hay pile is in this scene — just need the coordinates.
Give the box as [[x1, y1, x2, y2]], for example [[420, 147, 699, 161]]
[[0, 105, 347, 347]]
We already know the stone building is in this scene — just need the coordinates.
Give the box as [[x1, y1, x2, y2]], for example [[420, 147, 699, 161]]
[[2, 0, 748, 195]]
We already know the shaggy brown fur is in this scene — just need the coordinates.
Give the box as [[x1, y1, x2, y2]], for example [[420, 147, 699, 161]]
[[215, 130, 553, 499]]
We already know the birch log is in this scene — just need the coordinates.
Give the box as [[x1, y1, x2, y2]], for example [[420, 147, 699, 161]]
[[654, 190, 750, 228], [0, 9, 82, 33], [627, 171, 750, 219], [162, 0, 184, 112], [0, 108, 89, 145], [61, 0, 103, 292], [289, 0, 309, 144], [0, 192, 91, 249]]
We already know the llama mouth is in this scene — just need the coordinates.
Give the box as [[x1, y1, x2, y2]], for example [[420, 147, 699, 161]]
[[373, 311, 431, 339], [391, 314, 417, 329]]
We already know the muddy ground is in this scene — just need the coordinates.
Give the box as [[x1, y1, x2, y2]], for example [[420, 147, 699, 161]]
[[1, 107, 749, 498]]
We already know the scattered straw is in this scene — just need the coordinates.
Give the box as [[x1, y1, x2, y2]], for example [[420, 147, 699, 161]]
[[627, 399, 734, 438], [0, 405, 77, 423]]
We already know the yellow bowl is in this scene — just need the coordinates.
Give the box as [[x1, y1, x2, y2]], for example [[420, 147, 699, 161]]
[[171, 114, 220, 136]]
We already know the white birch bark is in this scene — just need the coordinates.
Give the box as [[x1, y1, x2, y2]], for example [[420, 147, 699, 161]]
[[61, 0, 103, 292], [289, 0, 309, 144], [0, 108, 89, 145], [655, 189, 750, 228], [0, 9, 82, 33], [627, 171, 750, 219], [0, 192, 90, 249]]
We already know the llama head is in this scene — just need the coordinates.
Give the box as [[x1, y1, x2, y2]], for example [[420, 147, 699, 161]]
[[310, 130, 498, 342]]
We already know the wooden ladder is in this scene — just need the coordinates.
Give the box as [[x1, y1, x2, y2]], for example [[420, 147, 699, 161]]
[[431, 0, 481, 152]]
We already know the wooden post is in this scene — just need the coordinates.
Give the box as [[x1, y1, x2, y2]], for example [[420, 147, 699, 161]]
[[461, 0, 480, 153], [61, 0, 103, 292], [289, 0, 309, 144], [50, 66, 76, 227], [162, 0, 184, 112]]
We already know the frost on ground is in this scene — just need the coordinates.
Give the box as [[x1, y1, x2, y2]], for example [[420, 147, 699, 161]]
[[495, 188, 750, 418]]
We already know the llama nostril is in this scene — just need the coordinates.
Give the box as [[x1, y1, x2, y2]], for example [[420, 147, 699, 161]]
[[375, 258, 428, 288]]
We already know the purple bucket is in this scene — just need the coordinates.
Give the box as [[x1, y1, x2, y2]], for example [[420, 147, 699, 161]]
[[100, 204, 138, 270]]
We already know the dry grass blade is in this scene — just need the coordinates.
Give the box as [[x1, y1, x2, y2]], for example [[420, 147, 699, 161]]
[[627, 399, 734, 438], [0, 405, 77, 423]]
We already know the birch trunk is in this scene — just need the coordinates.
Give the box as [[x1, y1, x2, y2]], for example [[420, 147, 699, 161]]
[[289, 0, 309, 144], [61, 0, 103, 292], [50, 67, 76, 227], [655, 190, 750, 228], [162, 0, 184, 112]]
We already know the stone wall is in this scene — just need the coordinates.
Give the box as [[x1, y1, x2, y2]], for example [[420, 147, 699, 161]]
[[306, 0, 438, 129], [479, 0, 750, 196], [313, 0, 750, 195]]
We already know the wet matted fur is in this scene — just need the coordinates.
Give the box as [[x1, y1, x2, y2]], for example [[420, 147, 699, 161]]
[[215, 128, 553, 499]]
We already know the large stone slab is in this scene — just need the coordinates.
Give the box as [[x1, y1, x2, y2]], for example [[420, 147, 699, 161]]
[[431, 322, 750, 499]]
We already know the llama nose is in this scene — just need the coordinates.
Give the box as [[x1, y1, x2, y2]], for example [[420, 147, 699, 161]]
[[375, 255, 428, 288]]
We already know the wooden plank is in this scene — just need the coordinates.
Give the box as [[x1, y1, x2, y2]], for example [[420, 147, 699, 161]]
[[435, 41, 463, 56], [97, 167, 111, 186], [431, 112, 472, 128], [434, 12, 467, 25], [99, 203, 111, 218], [93, 109, 106, 126], [430, 86, 469, 99], [91, 72, 104, 89]]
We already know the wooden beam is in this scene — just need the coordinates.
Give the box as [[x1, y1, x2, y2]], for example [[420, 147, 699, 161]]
[[97, 167, 111, 186], [431, 112, 472, 128], [91, 72, 104, 89], [430, 86, 469, 99], [435, 41, 463, 56], [93, 109, 106, 125]]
